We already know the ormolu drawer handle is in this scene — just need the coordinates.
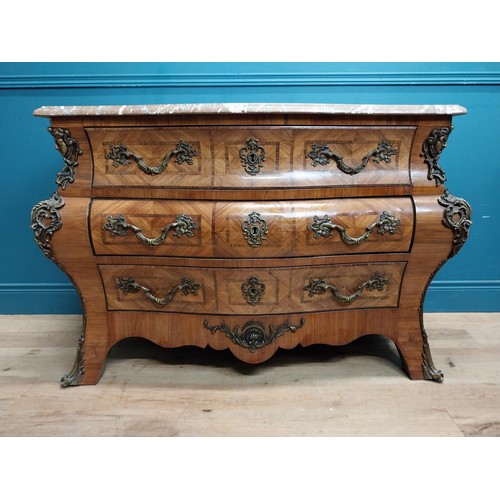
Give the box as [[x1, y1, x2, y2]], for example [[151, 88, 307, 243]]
[[117, 276, 201, 305], [103, 213, 198, 246], [308, 211, 401, 245], [307, 139, 397, 175], [105, 139, 197, 175], [304, 272, 388, 304]]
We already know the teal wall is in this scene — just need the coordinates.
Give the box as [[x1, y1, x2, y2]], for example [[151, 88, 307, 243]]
[[1, 62, 499, 313]]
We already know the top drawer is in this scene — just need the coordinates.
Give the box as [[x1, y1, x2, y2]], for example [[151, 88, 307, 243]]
[[87, 126, 414, 190]]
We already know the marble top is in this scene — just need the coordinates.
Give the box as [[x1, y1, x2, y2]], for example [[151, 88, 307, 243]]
[[33, 103, 467, 117]]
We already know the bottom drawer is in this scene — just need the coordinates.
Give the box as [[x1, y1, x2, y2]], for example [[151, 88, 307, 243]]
[[99, 262, 406, 315]]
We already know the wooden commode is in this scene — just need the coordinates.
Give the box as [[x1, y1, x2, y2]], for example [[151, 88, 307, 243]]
[[31, 103, 472, 385]]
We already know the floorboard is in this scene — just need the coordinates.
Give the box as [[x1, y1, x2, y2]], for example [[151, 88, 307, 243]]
[[1, 313, 499, 437]]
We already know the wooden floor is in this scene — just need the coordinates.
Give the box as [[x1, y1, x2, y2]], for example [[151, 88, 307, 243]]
[[1, 313, 499, 437]]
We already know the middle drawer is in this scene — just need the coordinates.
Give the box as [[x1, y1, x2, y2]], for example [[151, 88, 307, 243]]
[[90, 197, 414, 258]]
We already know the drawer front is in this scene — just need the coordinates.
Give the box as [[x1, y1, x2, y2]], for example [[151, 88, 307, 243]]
[[100, 262, 406, 314], [91, 197, 414, 257], [91, 199, 213, 258], [88, 126, 414, 189], [88, 127, 213, 189]]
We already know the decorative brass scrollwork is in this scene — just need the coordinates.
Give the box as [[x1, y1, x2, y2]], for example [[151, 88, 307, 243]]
[[304, 272, 388, 304], [242, 212, 268, 247], [421, 127, 453, 186], [31, 192, 65, 262], [61, 331, 85, 387], [239, 137, 265, 176], [203, 318, 305, 352], [438, 190, 472, 258], [102, 213, 198, 246], [49, 127, 83, 189], [105, 139, 197, 175], [308, 211, 401, 245], [422, 328, 444, 382], [241, 277, 265, 306], [308, 139, 397, 175], [117, 276, 201, 305]]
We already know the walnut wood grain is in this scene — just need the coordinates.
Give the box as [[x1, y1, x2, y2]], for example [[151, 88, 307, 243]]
[[49, 198, 109, 385], [106, 309, 401, 366], [89, 126, 414, 190], [33, 105, 468, 385], [100, 262, 405, 315], [91, 197, 413, 258]]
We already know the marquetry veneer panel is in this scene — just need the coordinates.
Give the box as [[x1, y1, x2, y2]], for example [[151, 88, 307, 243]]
[[90, 197, 414, 258], [88, 126, 414, 190], [99, 262, 405, 315]]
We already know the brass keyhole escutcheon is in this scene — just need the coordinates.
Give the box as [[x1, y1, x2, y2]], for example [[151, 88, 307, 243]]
[[241, 277, 265, 306], [242, 212, 268, 248], [239, 138, 265, 176], [247, 152, 258, 165]]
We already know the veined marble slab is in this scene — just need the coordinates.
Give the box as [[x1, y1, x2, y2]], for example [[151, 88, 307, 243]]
[[33, 103, 467, 117]]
